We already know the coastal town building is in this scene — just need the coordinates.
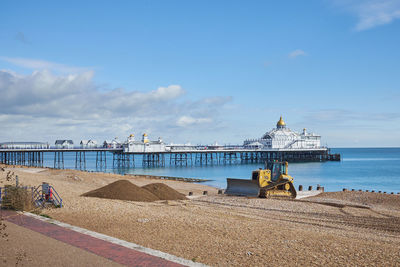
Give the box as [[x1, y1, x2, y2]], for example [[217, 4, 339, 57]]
[[103, 140, 111, 148], [123, 133, 166, 153], [243, 116, 321, 149], [55, 140, 74, 149], [80, 140, 98, 148], [103, 137, 122, 149], [0, 142, 49, 149]]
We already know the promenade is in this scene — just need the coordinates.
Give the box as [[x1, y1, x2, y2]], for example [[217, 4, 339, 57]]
[[1, 210, 198, 266]]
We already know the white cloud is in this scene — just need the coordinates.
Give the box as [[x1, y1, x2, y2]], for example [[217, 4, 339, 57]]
[[200, 96, 232, 105], [331, 0, 400, 31], [0, 69, 231, 143], [0, 70, 186, 117], [0, 57, 90, 73], [176, 116, 212, 127], [288, 49, 306, 58]]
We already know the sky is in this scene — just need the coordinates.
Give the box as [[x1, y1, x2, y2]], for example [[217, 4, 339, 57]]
[[0, 0, 399, 147]]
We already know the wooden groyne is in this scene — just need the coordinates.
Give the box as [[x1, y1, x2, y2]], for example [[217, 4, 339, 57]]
[[126, 174, 211, 183]]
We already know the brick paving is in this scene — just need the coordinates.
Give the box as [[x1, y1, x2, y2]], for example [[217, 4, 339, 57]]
[[2, 210, 183, 267]]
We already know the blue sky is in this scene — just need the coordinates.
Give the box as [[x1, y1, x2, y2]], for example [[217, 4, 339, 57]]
[[1, 0, 399, 147]]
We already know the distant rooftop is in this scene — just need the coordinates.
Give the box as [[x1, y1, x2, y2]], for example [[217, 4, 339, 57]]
[[55, 140, 73, 145]]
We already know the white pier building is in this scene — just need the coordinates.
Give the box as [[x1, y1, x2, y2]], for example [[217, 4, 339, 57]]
[[123, 133, 166, 153], [244, 116, 321, 149], [0, 142, 49, 149], [80, 140, 98, 148]]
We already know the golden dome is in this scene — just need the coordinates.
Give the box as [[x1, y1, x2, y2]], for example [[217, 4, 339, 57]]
[[129, 134, 134, 137], [143, 133, 147, 137], [277, 116, 286, 127]]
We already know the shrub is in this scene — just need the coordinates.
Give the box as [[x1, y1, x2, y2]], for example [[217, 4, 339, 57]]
[[1, 186, 35, 211]]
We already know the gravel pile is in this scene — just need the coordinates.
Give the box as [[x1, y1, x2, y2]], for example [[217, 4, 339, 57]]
[[142, 183, 187, 200], [82, 180, 188, 202], [82, 180, 159, 202]]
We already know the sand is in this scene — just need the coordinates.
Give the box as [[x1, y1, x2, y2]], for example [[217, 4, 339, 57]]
[[1, 165, 400, 266], [306, 191, 400, 211]]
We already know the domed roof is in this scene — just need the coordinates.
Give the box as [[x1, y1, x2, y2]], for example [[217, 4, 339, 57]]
[[277, 116, 286, 127]]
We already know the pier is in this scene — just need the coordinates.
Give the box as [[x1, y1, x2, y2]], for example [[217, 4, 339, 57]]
[[0, 146, 340, 170], [0, 116, 342, 170]]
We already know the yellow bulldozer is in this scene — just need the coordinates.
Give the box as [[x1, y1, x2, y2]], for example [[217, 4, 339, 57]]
[[225, 161, 297, 199]]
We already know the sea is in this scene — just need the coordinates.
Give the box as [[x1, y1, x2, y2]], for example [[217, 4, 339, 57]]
[[39, 148, 400, 193]]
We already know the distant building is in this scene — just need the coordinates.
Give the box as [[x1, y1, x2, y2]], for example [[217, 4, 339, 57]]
[[55, 140, 74, 149], [123, 133, 166, 153], [103, 137, 122, 149], [0, 142, 49, 149], [80, 140, 98, 148], [243, 116, 321, 149], [103, 140, 110, 148]]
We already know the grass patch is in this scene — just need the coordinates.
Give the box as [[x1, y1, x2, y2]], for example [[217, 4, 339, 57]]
[[39, 214, 52, 219], [30, 209, 41, 215]]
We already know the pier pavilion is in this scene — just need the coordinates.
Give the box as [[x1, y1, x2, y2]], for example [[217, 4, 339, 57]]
[[243, 116, 321, 149]]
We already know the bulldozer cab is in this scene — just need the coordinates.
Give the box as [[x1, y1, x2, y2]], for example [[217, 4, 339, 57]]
[[271, 164, 281, 181], [266, 161, 288, 182]]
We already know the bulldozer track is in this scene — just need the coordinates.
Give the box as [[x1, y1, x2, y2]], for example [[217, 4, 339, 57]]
[[259, 179, 297, 199], [193, 198, 400, 235]]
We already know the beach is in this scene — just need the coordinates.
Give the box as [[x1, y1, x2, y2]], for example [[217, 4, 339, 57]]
[[1, 165, 400, 266]]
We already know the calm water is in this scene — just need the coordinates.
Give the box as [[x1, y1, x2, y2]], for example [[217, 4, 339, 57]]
[[40, 148, 400, 192]]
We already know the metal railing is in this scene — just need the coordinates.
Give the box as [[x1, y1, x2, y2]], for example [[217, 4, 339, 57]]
[[32, 185, 63, 208], [0, 185, 62, 208]]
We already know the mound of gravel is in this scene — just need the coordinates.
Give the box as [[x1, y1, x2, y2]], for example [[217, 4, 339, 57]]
[[142, 183, 187, 200], [82, 180, 159, 202]]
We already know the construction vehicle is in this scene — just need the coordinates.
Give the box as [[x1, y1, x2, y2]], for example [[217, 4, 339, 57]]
[[225, 161, 297, 199]]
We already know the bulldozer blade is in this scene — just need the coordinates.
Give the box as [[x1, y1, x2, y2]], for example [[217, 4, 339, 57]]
[[225, 178, 260, 197]]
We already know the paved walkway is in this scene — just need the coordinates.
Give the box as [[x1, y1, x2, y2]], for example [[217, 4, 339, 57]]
[[2, 210, 186, 267], [0, 219, 123, 266]]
